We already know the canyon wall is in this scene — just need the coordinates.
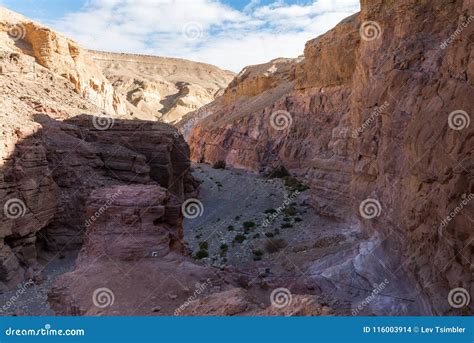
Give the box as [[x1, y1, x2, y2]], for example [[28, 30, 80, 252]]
[[90, 51, 234, 123], [0, 7, 126, 115], [0, 17, 197, 290], [188, 0, 474, 315]]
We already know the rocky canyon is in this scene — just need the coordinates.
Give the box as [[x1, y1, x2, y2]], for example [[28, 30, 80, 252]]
[[0, 0, 472, 318]]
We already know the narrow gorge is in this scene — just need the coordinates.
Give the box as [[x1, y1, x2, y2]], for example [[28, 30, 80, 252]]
[[0, 0, 472, 318]]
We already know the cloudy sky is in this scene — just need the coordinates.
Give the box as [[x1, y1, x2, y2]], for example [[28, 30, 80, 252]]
[[2, 0, 360, 72]]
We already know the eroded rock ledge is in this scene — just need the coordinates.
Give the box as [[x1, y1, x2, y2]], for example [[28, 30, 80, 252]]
[[187, 0, 474, 315], [0, 114, 197, 291]]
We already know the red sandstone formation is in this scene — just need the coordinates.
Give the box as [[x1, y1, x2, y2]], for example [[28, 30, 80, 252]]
[[188, 0, 474, 315]]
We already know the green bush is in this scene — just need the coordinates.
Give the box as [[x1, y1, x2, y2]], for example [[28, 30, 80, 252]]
[[265, 238, 287, 253], [243, 221, 256, 229], [283, 206, 298, 216], [233, 234, 246, 243], [284, 176, 309, 192], [267, 165, 290, 178], [199, 241, 208, 250], [264, 208, 277, 214], [195, 250, 209, 259], [212, 160, 226, 169], [281, 223, 293, 229], [220, 244, 228, 256]]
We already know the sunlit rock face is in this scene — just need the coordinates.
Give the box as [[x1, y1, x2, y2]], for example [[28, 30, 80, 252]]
[[188, 0, 474, 315]]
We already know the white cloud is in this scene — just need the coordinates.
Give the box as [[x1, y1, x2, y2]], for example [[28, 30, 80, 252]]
[[48, 0, 360, 72]]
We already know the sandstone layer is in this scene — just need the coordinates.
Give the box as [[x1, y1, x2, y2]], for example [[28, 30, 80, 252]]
[[188, 0, 474, 315], [91, 51, 234, 123], [0, 7, 126, 116], [48, 185, 329, 316], [0, 10, 197, 290]]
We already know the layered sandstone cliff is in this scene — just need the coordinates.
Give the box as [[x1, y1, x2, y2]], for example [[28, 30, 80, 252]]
[[0, 7, 126, 116], [0, 7, 197, 290], [91, 51, 234, 123], [188, 0, 474, 315]]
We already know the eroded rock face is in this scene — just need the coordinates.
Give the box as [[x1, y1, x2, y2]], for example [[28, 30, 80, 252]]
[[35, 115, 197, 253], [188, 0, 474, 315], [90, 51, 234, 123], [177, 288, 333, 316], [48, 184, 218, 316], [0, 118, 59, 291], [0, 7, 127, 115]]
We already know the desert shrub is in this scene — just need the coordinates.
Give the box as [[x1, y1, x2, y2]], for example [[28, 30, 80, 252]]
[[284, 176, 309, 192], [281, 223, 293, 229], [195, 250, 209, 259], [243, 221, 256, 229], [265, 238, 287, 253], [233, 234, 246, 243], [283, 206, 298, 216], [220, 244, 228, 256], [267, 165, 290, 178], [264, 208, 277, 214], [199, 241, 208, 250], [213, 160, 226, 169]]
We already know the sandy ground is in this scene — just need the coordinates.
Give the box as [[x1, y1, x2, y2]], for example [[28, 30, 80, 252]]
[[0, 163, 359, 316], [184, 163, 357, 276]]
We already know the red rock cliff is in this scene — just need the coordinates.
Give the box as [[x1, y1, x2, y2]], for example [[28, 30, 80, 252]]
[[188, 0, 474, 315]]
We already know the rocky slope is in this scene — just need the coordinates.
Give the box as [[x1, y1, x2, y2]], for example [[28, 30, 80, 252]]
[[0, 7, 197, 292], [188, 0, 474, 315], [48, 184, 329, 316], [0, 7, 126, 116], [91, 51, 234, 123]]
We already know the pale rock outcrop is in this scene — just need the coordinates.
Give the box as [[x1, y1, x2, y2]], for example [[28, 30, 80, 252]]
[[90, 51, 234, 123], [0, 6, 126, 115]]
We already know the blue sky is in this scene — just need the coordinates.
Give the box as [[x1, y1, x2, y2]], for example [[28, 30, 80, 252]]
[[1, 0, 360, 71]]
